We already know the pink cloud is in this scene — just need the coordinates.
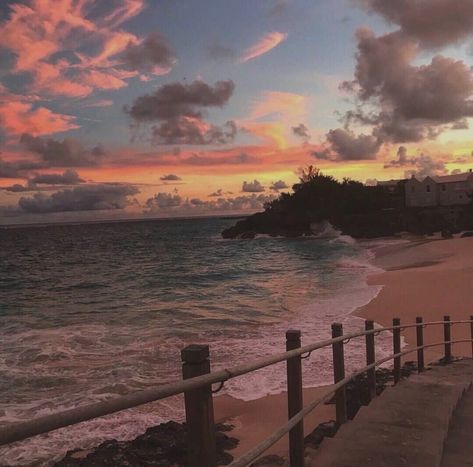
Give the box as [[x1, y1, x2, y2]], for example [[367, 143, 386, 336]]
[[82, 100, 114, 108], [241, 32, 288, 62], [0, 96, 79, 137], [0, 0, 164, 108]]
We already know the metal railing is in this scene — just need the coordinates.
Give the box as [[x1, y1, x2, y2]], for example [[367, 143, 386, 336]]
[[1, 314, 473, 467]]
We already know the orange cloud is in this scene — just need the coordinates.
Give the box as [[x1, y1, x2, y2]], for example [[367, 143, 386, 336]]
[[242, 122, 288, 149], [0, 99, 79, 137], [250, 91, 308, 121], [0, 84, 79, 136], [241, 32, 288, 62]]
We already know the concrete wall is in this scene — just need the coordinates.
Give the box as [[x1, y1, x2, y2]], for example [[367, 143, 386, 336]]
[[406, 174, 473, 207], [405, 177, 439, 207]]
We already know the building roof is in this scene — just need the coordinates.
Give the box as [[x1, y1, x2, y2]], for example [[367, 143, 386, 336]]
[[431, 171, 473, 183], [377, 179, 403, 186]]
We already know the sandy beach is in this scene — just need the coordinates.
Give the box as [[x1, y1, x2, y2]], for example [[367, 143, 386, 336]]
[[216, 236, 473, 461], [357, 236, 473, 363]]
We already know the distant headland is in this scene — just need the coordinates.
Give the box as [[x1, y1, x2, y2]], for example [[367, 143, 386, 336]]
[[222, 166, 473, 239]]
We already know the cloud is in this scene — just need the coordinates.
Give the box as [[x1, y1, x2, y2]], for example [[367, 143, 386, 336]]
[[0, 158, 47, 178], [241, 32, 288, 62], [384, 146, 448, 178], [325, 15, 473, 157], [0, 87, 79, 136], [18, 183, 139, 213], [313, 128, 381, 161], [208, 188, 233, 197], [145, 191, 275, 213], [242, 179, 265, 192], [2, 184, 34, 193], [207, 41, 236, 61], [20, 134, 105, 167], [181, 152, 259, 166], [270, 180, 289, 191], [82, 100, 114, 108], [357, 0, 473, 49], [146, 192, 183, 209], [404, 154, 448, 179], [29, 169, 85, 185], [121, 32, 176, 74], [125, 79, 236, 145], [292, 123, 310, 139], [0, 0, 172, 108], [160, 174, 182, 181], [384, 145, 416, 167]]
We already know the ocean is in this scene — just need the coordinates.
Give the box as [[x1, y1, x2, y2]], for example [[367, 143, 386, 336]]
[[0, 217, 393, 465]]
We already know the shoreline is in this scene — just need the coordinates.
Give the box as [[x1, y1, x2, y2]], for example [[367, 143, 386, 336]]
[[216, 235, 473, 461], [355, 236, 473, 364]]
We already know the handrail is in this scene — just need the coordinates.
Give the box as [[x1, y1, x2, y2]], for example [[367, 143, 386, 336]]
[[230, 338, 473, 467], [0, 324, 399, 446], [1, 318, 472, 467]]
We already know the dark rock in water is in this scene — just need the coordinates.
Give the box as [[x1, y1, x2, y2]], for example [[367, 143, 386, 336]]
[[250, 454, 285, 466], [55, 421, 238, 467], [239, 231, 256, 239], [304, 420, 338, 448], [441, 228, 453, 239], [461, 231, 473, 238]]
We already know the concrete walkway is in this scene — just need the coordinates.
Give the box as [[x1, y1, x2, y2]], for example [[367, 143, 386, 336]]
[[308, 359, 473, 467]]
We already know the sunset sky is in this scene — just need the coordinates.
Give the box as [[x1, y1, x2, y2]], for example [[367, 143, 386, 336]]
[[0, 0, 472, 224]]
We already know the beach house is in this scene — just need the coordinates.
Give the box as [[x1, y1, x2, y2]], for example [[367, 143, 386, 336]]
[[405, 170, 473, 208]]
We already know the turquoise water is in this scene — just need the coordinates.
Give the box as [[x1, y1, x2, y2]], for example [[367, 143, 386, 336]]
[[0, 217, 390, 465]]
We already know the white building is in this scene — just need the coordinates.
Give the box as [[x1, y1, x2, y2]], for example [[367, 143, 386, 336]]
[[405, 170, 473, 208]]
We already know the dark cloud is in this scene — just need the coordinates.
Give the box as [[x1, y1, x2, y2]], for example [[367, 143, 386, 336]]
[[451, 119, 469, 130], [208, 188, 233, 197], [206, 41, 236, 61], [404, 154, 447, 179], [145, 192, 275, 213], [0, 158, 46, 178], [292, 123, 310, 139], [384, 146, 414, 167], [20, 134, 105, 167], [338, 27, 473, 148], [145, 192, 183, 209], [160, 174, 182, 181], [384, 146, 448, 178], [181, 152, 258, 166], [121, 32, 176, 74], [151, 119, 237, 145], [242, 180, 265, 192], [319, 2, 473, 161], [29, 169, 85, 185], [357, 0, 473, 49], [313, 128, 381, 161], [124, 80, 236, 145], [2, 183, 33, 192], [270, 180, 289, 191], [18, 184, 139, 213]]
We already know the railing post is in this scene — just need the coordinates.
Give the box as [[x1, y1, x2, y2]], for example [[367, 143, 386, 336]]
[[470, 315, 473, 358], [332, 323, 347, 425], [393, 318, 401, 384], [365, 320, 376, 401], [181, 345, 216, 467], [286, 330, 304, 467], [444, 315, 452, 362], [416, 317, 424, 373]]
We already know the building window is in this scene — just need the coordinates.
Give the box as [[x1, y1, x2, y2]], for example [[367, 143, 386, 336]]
[[426, 185, 431, 193], [442, 184, 446, 191], [411, 186, 415, 193]]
